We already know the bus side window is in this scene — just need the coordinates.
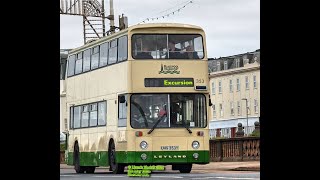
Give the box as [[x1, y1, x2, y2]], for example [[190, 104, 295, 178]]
[[98, 101, 107, 126], [67, 55, 76, 77], [118, 95, 127, 127]]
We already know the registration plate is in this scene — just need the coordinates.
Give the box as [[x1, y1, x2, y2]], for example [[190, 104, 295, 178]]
[[160, 146, 179, 150]]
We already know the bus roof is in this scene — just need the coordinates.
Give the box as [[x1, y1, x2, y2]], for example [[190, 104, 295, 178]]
[[69, 23, 204, 55], [127, 23, 203, 31]]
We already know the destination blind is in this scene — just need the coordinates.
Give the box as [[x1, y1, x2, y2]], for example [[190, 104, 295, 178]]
[[144, 78, 194, 87]]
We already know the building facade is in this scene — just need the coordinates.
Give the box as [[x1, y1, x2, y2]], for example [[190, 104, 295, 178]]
[[208, 50, 260, 138], [60, 49, 70, 132]]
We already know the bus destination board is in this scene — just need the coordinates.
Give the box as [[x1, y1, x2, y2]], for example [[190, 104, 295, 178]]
[[144, 78, 194, 87]]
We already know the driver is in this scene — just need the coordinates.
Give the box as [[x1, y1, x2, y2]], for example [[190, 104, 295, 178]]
[[131, 96, 149, 127]]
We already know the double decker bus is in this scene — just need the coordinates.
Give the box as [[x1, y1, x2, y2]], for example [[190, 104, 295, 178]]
[[65, 23, 211, 174]]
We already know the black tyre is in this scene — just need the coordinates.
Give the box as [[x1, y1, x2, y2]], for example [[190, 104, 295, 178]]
[[74, 143, 85, 173], [85, 166, 96, 174], [179, 164, 192, 173], [108, 141, 125, 174]]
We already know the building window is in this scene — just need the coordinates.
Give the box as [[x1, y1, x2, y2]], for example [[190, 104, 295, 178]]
[[219, 103, 223, 117], [235, 59, 240, 68], [64, 118, 67, 131], [224, 61, 228, 70], [245, 76, 249, 90], [237, 78, 240, 91], [246, 100, 251, 115], [218, 81, 222, 93], [237, 101, 241, 116], [230, 102, 234, 116], [229, 79, 233, 92], [211, 82, 215, 95], [212, 104, 216, 118], [254, 99, 258, 113], [217, 61, 221, 71], [253, 75, 257, 88]]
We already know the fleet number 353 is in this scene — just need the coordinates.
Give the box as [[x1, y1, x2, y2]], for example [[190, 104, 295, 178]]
[[196, 79, 204, 83]]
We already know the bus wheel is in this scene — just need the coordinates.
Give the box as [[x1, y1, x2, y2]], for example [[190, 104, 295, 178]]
[[73, 143, 85, 173], [108, 141, 124, 174], [179, 164, 192, 173], [85, 167, 96, 174]]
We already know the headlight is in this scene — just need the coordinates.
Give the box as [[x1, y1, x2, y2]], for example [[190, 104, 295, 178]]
[[140, 141, 148, 149], [192, 141, 200, 149]]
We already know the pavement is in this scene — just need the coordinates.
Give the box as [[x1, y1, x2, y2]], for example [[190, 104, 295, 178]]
[[60, 161, 260, 172]]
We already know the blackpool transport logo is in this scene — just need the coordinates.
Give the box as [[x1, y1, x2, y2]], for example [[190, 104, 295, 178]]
[[159, 64, 180, 74]]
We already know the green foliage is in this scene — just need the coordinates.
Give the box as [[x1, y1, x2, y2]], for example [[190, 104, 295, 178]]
[[250, 130, 260, 137], [60, 143, 66, 151]]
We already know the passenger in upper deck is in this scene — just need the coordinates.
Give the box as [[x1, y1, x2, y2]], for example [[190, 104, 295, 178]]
[[166, 41, 184, 59], [135, 46, 153, 59], [185, 45, 199, 59]]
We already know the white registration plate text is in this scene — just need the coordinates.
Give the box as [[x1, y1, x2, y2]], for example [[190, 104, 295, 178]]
[[160, 146, 179, 150]]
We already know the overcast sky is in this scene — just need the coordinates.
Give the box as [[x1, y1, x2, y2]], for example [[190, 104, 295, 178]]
[[60, 0, 260, 58]]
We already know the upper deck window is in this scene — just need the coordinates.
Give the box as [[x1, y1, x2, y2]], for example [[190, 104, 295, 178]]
[[67, 55, 76, 77], [108, 40, 118, 64], [100, 42, 108, 67], [75, 52, 83, 74], [118, 36, 128, 62], [91, 46, 100, 69], [132, 34, 204, 60], [83, 49, 91, 72]]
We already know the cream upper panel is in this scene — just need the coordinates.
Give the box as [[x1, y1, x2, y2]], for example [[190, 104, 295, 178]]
[[130, 60, 209, 93], [66, 62, 129, 104]]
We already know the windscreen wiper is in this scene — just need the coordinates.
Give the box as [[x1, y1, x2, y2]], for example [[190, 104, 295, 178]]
[[132, 101, 148, 128], [183, 120, 192, 134], [147, 114, 166, 134], [185, 124, 192, 134]]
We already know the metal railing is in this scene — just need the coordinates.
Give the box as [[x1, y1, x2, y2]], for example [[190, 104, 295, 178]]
[[209, 136, 260, 162]]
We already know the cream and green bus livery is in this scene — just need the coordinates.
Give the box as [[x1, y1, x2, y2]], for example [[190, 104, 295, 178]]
[[65, 23, 211, 174]]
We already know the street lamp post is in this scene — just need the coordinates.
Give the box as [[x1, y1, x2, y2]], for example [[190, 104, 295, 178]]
[[242, 98, 248, 136]]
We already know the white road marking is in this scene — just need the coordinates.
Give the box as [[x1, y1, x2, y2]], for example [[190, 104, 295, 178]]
[[192, 177, 259, 180], [150, 175, 184, 178], [93, 175, 125, 178], [214, 177, 258, 180], [60, 175, 79, 177]]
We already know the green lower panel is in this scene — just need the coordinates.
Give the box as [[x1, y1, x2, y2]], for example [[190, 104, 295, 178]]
[[67, 151, 108, 167], [116, 150, 209, 164], [67, 152, 73, 165], [67, 150, 209, 166]]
